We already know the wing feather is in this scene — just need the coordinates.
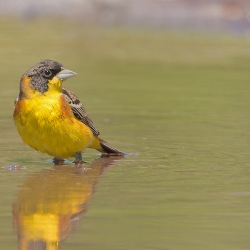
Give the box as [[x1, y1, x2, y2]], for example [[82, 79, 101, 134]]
[[62, 88, 100, 136]]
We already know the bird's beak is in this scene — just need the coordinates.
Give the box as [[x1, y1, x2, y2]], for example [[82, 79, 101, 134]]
[[56, 68, 77, 80]]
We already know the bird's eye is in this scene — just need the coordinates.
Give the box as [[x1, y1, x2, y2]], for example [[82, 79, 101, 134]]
[[44, 69, 51, 76]]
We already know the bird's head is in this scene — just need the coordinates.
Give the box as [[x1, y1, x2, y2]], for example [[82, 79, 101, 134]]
[[20, 59, 76, 98]]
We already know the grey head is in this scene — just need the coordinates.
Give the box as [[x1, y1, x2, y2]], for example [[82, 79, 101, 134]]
[[23, 59, 64, 93]]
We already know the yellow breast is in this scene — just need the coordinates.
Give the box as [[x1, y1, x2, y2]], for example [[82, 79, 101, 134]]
[[14, 86, 94, 158]]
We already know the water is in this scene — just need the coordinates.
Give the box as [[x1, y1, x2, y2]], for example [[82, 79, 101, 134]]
[[1, 20, 250, 249]]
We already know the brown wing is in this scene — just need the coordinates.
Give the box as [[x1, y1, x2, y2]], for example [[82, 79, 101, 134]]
[[62, 87, 100, 136]]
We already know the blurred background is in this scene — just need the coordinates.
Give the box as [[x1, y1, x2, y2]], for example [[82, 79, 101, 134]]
[[1, 1, 250, 250], [1, 0, 250, 32]]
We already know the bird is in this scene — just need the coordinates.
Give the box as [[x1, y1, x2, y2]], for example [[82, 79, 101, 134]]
[[13, 59, 124, 164]]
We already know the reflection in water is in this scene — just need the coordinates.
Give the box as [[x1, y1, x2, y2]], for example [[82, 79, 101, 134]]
[[12, 157, 123, 250]]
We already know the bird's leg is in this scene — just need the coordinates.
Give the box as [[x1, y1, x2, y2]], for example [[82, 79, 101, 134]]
[[53, 157, 65, 165], [74, 151, 83, 166]]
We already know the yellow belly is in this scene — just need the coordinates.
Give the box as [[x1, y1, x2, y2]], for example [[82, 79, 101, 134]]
[[13, 94, 94, 158]]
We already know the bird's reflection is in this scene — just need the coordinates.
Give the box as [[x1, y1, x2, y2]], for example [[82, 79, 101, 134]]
[[12, 156, 123, 250]]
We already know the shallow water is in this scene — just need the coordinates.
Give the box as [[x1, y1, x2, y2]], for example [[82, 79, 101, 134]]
[[1, 20, 250, 249]]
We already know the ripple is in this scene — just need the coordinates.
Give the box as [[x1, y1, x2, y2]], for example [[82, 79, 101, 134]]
[[2, 164, 26, 171]]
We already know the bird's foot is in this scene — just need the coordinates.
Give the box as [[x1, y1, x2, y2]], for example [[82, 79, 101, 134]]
[[74, 152, 84, 167], [53, 157, 65, 165], [73, 160, 85, 167]]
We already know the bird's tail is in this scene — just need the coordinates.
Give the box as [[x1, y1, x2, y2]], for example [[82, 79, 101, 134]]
[[89, 137, 124, 156], [98, 138, 124, 156]]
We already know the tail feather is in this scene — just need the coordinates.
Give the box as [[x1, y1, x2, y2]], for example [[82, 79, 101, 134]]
[[98, 138, 124, 156]]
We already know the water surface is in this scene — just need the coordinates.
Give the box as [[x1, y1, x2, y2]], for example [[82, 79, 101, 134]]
[[1, 20, 250, 249]]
